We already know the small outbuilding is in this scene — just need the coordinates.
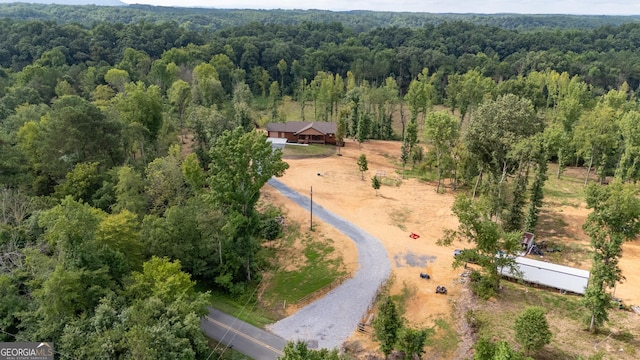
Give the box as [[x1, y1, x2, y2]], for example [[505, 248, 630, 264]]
[[266, 137, 287, 151], [521, 231, 535, 253], [500, 256, 590, 295], [266, 121, 337, 145]]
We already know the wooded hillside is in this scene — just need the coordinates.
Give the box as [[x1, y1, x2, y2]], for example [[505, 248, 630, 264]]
[[2, 5, 640, 358]]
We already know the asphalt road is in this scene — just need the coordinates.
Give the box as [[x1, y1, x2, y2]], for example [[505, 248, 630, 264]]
[[200, 307, 287, 360]]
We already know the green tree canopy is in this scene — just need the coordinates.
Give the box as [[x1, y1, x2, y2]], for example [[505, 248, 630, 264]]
[[438, 195, 521, 298], [357, 154, 368, 180], [114, 81, 164, 144], [373, 297, 403, 357], [206, 127, 288, 286], [398, 327, 433, 359], [582, 181, 640, 332], [424, 110, 459, 192], [514, 306, 552, 355], [279, 340, 344, 360], [18, 95, 123, 191]]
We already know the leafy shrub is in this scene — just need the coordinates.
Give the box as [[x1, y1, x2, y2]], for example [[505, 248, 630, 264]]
[[470, 274, 498, 299], [473, 337, 496, 360], [514, 306, 552, 355], [260, 218, 282, 240]]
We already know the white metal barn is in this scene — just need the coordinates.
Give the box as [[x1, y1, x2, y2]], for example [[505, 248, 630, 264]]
[[267, 137, 287, 151], [500, 256, 590, 295]]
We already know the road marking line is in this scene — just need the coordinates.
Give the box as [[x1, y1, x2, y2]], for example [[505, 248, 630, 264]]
[[205, 315, 285, 356]]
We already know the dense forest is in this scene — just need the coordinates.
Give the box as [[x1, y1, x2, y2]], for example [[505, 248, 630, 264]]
[[2, 3, 640, 31], [2, 4, 640, 358]]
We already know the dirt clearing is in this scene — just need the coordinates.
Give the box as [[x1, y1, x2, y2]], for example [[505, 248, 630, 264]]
[[262, 139, 640, 358]]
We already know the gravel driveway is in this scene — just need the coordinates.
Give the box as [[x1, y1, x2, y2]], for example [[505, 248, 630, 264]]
[[267, 178, 392, 350]]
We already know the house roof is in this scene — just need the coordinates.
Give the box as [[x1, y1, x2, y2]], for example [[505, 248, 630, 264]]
[[266, 121, 337, 135]]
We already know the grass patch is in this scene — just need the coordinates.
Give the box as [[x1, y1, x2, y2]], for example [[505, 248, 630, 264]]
[[253, 95, 270, 111], [206, 291, 277, 328], [544, 164, 586, 203], [380, 176, 402, 187], [282, 144, 336, 157], [263, 232, 345, 305], [612, 330, 634, 342], [388, 206, 411, 231], [197, 214, 347, 327], [390, 281, 416, 316], [472, 282, 640, 359], [425, 318, 460, 355], [395, 164, 435, 182], [536, 208, 573, 241], [542, 241, 591, 266], [281, 96, 318, 122]]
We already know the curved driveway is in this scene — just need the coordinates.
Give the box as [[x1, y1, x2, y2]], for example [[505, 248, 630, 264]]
[[267, 178, 391, 350]]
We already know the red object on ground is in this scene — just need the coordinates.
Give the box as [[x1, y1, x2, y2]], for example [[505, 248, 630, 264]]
[[409, 233, 420, 239]]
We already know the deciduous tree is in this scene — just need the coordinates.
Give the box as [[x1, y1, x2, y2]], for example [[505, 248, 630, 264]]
[[0, 274, 27, 341], [233, 81, 253, 131], [280, 340, 344, 360], [615, 110, 640, 182], [514, 307, 552, 355], [398, 327, 433, 360], [372, 175, 381, 195], [18, 95, 123, 189], [104, 68, 130, 93], [573, 101, 620, 186], [357, 154, 368, 180], [167, 79, 191, 134], [424, 111, 459, 193], [463, 94, 540, 215], [373, 297, 403, 357], [446, 69, 495, 124], [438, 195, 521, 298], [113, 82, 163, 163], [144, 145, 188, 215], [53, 162, 104, 203], [95, 210, 143, 271], [206, 127, 288, 285], [113, 165, 147, 217], [191, 62, 225, 108], [582, 181, 640, 332]]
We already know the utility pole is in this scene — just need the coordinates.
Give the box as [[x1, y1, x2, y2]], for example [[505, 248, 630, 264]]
[[310, 186, 313, 231]]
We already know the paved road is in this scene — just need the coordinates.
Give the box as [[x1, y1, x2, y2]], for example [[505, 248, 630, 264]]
[[267, 178, 391, 349], [200, 307, 287, 360]]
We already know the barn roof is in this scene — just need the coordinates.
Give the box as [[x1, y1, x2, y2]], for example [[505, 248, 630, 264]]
[[500, 256, 590, 295], [266, 137, 287, 145], [515, 256, 590, 278], [266, 121, 337, 134]]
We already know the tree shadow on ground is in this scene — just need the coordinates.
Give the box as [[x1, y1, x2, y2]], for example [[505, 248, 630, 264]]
[[536, 208, 573, 241]]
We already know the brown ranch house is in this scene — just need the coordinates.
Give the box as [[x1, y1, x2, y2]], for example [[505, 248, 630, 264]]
[[266, 121, 338, 145]]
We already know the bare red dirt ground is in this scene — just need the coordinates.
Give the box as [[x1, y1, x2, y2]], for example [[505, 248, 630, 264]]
[[261, 139, 640, 358]]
